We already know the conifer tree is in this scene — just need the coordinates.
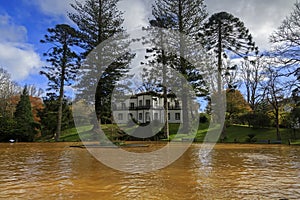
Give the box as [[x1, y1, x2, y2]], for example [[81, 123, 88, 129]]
[[14, 86, 37, 142], [40, 24, 81, 141], [199, 12, 258, 138], [151, 0, 208, 133], [69, 0, 133, 126], [199, 12, 258, 93]]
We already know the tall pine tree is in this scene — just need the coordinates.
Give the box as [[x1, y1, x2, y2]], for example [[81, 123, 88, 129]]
[[69, 0, 133, 126], [199, 12, 258, 93], [198, 12, 258, 139], [150, 0, 208, 133], [40, 24, 81, 141]]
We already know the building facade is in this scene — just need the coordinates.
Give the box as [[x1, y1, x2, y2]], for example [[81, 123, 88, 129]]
[[112, 92, 182, 124]]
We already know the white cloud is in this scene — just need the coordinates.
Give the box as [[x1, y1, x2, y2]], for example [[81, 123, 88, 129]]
[[0, 14, 43, 81], [29, 0, 297, 51], [118, 0, 151, 30], [30, 0, 151, 31], [27, 0, 75, 17], [0, 15, 28, 43]]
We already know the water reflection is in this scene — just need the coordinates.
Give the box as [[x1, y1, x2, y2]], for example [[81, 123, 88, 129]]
[[0, 143, 299, 199]]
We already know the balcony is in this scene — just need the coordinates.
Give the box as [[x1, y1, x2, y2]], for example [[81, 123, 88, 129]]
[[168, 105, 181, 110], [113, 105, 181, 111]]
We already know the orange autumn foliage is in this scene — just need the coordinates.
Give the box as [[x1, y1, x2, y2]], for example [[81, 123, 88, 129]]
[[9, 96, 44, 123]]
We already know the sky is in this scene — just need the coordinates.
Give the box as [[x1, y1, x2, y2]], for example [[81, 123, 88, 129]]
[[0, 0, 296, 90]]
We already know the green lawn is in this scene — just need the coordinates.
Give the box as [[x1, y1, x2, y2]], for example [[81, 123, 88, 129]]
[[46, 123, 300, 145], [224, 125, 295, 144]]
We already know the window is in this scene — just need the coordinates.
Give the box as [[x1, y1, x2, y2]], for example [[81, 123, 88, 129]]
[[139, 113, 143, 120], [175, 113, 181, 120], [130, 102, 135, 109], [146, 99, 151, 107], [121, 103, 126, 109], [175, 100, 180, 109], [139, 100, 143, 106], [168, 113, 170, 120], [118, 113, 123, 120], [154, 113, 159, 120], [146, 112, 150, 122]]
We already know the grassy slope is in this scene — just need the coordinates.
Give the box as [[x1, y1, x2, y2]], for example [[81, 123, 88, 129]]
[[224, 125, 294, 144], [50, 123, 300, 144]]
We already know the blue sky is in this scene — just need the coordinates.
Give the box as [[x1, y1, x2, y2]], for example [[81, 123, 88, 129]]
[[0, 0, 296, 92]]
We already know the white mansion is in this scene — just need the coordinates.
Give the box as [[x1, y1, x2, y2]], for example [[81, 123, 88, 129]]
[[112, 92, 182, 124]]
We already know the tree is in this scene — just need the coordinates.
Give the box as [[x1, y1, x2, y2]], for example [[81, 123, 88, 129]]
[[290, 92, 300, 138], [0, 68, 21, 142], [199, 11, 258, 138], [240, 55, 266, 111], [263, 66, 286, 140], [69, 0, 133, 127], [199, 11, 258, 91], [69, 0, 124, 56], [40, 24, 81, 141], [0, 67, 21, 118], [151, 0, 208, 133], [13, 86, 37, 142], [270, 1, 300, 93], [38, 95, 74, 138], [226, 89, 251, 124], [140, 16, 177, 139], [27, 84, 44, 97]]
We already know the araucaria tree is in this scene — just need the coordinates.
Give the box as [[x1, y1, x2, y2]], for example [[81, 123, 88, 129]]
[[151, 0, 208, 133], [14, 86, 37, 142], [199, 12, 258, 138], [40, 24, 81, 141], [199, 12, 258, 93], [69, 0, 133, 126]]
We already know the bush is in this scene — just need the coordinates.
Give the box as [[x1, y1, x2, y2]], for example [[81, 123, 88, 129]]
[[245, 133, 257, 143], [199, 113, 210, 123], [241, 112, 271, 128]]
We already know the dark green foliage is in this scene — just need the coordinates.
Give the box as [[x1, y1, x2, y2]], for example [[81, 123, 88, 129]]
[[69, 0, 133, 124], [40, 24, 81, 92], [241, 112, 271, 128], [150, 0, 208, 133], [199, 12, 258, 138], [151, 0, 208, 96], [0, 117, 16, 142], [199, 12, 258, 91], [40, 24, 81, 141], [199, 12, 258, 58], [245, 133, 257, 143], [13, 86, 37, 142], [69, 0, 124, 55], [38, 95, 74, 138], [199, 113, 209, 123]]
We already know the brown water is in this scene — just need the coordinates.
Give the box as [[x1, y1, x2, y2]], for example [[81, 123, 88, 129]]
[[0, 143, 299, 200]]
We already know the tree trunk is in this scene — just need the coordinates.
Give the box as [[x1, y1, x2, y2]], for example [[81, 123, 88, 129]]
[[217, 21, 226, 140], [275, 109, 281, 140], [178, 1, 189, 134], [56, 68, 65, 142], [55, 41, 68, 142], [163, 86, 169, 140], [162, 48, 169, 140]]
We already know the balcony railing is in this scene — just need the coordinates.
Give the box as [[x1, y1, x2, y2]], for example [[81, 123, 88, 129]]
[[113, 105, 182, 111]]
